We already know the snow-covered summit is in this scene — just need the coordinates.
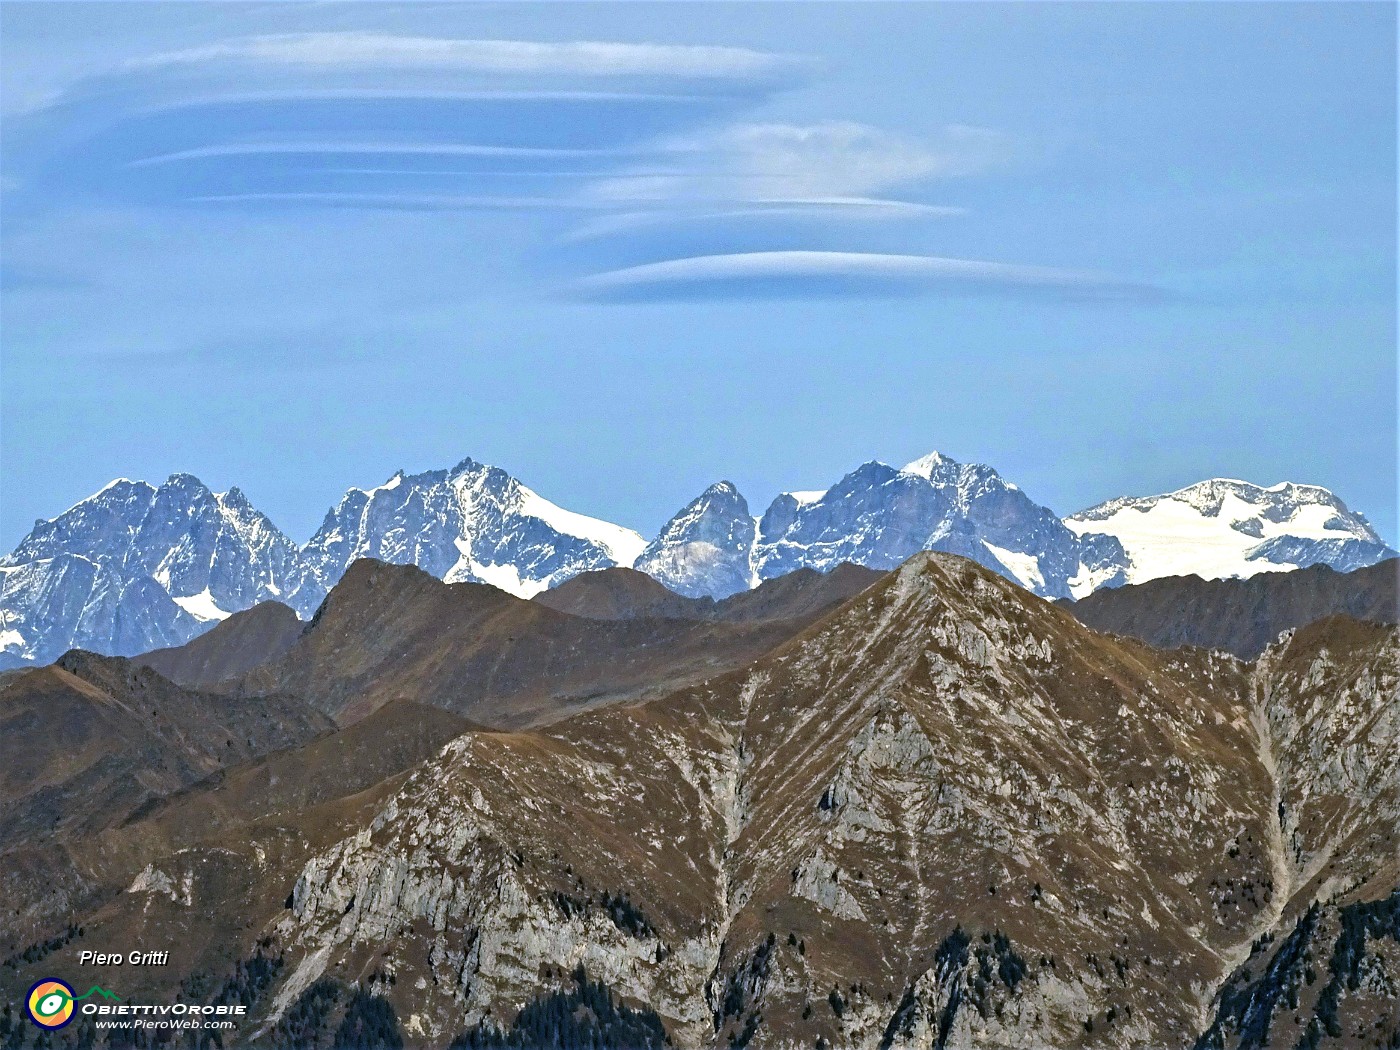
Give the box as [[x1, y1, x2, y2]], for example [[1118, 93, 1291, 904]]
[[901, 450, 1015, 491], [301, 458, 645, 600], [1065, 478, 1394, 584], [746, 451, 1124, 599]]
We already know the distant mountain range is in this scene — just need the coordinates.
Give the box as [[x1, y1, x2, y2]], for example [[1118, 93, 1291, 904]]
[[1, 452, 1392, 666]]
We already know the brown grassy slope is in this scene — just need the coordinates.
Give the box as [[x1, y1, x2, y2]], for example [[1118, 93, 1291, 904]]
[[534, 566, 708, 620], [0, 651, 331, 851], [0, 697, 469, 964]]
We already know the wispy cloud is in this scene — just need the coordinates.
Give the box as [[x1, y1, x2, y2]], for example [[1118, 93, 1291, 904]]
[[5, 30, 1162, 306], [130, 33, 813, 83], [563, 198, 966, 242], [573, 251, 1168, 302], [127, 141, 633, 168], [588, 121, 1010, 204], [186, 192, 611, 211]]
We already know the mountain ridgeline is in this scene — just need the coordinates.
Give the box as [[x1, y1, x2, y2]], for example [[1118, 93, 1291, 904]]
[[1, 452, 1392, 667], [1063, 557, 1399, 659], [0, 550, 1394, 1050]]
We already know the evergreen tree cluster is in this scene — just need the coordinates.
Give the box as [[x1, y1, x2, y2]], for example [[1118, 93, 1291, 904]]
[[449, 966, 669, 1050], [1196, 889, 1400, 1050], [549, 893, 655, 941], [333, 989, 404, 1050], [268, 978, 345, 1049], [180, 942, 284, 1020], [0, 1005, 30, 1050], [256, 975, 405, 1050], [968, 929, 1027, 1016], [3, 926, 82, 970], [598, 896, 653, 941], [1299, 889, 1400, 1050], [713, 934, 774, 1032]]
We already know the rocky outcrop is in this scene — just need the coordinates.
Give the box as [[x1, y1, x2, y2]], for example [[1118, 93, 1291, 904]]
[[636, 482, 757, 600]]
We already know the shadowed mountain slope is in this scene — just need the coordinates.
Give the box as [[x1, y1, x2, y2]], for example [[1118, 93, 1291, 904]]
[[714, 562, 885, 622], [534, 566, 705, 620], [1063, 557, 1398, 658], [0, 651, 332, 853], [535, 562, 885, 625], [139, 599, 306, 689], [232, 559, 864, 728]]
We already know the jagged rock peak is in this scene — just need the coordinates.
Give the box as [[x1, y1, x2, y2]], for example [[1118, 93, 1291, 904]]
[[634, 480, 756, 600]]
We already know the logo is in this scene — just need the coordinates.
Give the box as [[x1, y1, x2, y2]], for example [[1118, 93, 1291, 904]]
[[26, 979, 75, 1029], [25, 979, 122, 1029]]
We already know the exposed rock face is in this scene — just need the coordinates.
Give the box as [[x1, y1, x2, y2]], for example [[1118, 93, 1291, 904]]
[[1247, 535, 1398, 574], [1064, 558, 1399, 659], [257, 553, 1397, 1049], [635, 482, 757, 600]]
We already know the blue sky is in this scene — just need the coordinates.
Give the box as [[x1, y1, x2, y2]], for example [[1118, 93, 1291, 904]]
[[2, 2, 1395, 547]]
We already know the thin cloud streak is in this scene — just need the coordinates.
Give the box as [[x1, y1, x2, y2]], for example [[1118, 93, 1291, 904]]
[[128, 33, 814, 82], [186, 192, 617, 210], [574, 251, 1169, 302], [127, 142, 636, 168], [562, 199, 966, 242]]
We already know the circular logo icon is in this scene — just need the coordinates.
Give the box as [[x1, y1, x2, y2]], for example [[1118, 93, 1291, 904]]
[[27, 979, 76, 1029]]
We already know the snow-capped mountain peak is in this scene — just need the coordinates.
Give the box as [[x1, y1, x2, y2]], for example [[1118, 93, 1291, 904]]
[[900, 449, 1023, 498], [301, 458, 646, 601], [1065, 478, 1394, 584], [746, 451, 1121, 599], [0, 474, 306, 666], [4, 456, 1393, 669], [512, 483, 646, 568], [901, 449, 955, 479]]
